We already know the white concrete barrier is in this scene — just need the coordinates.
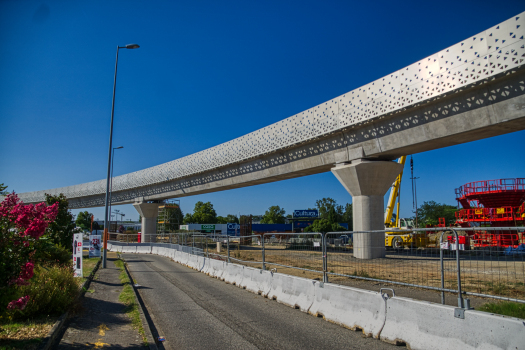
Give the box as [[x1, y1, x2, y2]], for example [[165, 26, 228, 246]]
[[201, 257, 211, 274], [196, 256, 206, 271], [158, 247, 168, 257], [151, 246, 160, 255], [173, 250, 183, 264], [208, 258, 226, 279], [266, 273, 316, 312], [309, 282, 385, 337], [136, 245, 151, 254], [380, 296, 525, 350], [240, 267, 272, 296], [224, 263, 244, 286], [179, 250, 190, 266], [187, 254, 199, 269], [168, 247, 176, 260], [121, 245, 136, 253]]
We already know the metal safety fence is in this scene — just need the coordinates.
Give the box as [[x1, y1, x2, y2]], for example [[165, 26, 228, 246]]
[[111, 226, 525, 306]]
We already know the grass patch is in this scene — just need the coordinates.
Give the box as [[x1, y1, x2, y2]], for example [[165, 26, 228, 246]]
[[113, 259, 148, 347], [81, 257, 100, 282], [477, 301, 525, 319]]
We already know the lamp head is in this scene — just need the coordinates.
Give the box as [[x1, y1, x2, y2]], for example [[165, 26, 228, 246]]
[[125, 44, 140, 49]]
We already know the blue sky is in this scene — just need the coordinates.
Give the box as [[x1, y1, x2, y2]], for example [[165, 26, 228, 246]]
[[1, 1, 524, 222]]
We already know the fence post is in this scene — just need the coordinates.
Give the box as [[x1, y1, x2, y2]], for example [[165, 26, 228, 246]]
[[322, 233, 328, 283], [452, 229, 464, 308], [227, 236, 230, 263], [439, 230, 446, 305], [262, 234, 266, 270], [192, 234, 195, 255]]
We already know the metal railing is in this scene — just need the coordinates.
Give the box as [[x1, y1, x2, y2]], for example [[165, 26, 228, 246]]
[[110, 226, 525, 306]]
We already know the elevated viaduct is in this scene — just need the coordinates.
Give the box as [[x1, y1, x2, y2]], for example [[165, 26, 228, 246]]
[[16, 12, 525, 259]]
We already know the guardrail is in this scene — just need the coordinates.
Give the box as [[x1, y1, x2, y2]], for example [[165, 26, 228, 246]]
[[111, 226, 525, 305]]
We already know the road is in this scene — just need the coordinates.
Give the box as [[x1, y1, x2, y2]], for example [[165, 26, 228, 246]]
[[123, 253, 398, 350]]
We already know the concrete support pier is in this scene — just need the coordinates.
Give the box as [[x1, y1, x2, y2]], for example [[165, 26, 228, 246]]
[[331, 159, 403, 259], [133, 200, 161, 243]]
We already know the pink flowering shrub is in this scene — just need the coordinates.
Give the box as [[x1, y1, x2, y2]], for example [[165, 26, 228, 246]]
[[0, 192, 58, 314]]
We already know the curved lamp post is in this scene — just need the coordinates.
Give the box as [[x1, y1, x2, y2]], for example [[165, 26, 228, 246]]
[[103, 44, 139, 268]]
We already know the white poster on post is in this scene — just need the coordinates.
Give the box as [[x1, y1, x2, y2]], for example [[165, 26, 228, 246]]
[[89, 235, 101, 258], [73, 233, 83, 277]]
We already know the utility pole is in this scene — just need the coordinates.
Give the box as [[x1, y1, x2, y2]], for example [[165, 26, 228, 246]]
[[410, 156, 420, 228]]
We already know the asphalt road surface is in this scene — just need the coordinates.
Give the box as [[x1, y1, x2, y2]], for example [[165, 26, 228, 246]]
[[123, 253, 399, 350]]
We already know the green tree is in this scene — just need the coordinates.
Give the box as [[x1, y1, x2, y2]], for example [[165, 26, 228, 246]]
[[316, 198, 344, 222], [304, 219, 347, 233], [216, 216, 228, 224], [190, 201, 217, 224], [225, 214, 239, 224], [0, 183, 8, 196], [45, 193, 75, 250], [342, 203, 353, 231], [415, 201, 458, 227], [183, 213, 194, 224], [75, 211, 93, 231], [261, 205, 286, 224]]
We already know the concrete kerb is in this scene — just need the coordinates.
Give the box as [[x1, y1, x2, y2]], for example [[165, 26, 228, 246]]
[[309, 282, 385, 337], [380, 296, 525, 350], [266, 273, 316, 312]]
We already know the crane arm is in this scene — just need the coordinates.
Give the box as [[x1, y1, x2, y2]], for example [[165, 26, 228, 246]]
[[384, 156, 406, 227]]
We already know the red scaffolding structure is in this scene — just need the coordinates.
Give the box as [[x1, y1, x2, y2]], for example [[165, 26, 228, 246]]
[[454, 178, 525, 248]]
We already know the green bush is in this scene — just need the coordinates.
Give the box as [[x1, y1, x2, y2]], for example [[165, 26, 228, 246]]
[[7, 265, 80, 320], [32, 239, 72, 266]]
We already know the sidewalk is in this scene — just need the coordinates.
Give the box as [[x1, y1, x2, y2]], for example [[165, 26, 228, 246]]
[[57, 253, 148, 349]]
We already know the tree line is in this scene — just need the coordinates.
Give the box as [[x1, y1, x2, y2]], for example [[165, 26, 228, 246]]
[[74, 197, 458, 232]]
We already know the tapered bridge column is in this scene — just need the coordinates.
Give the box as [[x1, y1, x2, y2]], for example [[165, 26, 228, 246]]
[[331, 159, 403, 259], [133, 200, 161, 243]]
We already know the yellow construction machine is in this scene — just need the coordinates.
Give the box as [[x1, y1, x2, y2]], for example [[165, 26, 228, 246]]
[[384, 156, 428, 249]]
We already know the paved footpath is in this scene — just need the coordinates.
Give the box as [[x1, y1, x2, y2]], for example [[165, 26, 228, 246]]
[[124, 253, 397, 350], [57, 254, 148, 349]]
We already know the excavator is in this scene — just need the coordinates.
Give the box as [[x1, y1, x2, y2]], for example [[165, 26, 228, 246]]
[[384, 156, 428, 249]]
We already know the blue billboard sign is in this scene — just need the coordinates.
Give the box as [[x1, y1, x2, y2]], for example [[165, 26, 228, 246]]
[[227, 223, 240, 236], [293, 210, 318, 218]]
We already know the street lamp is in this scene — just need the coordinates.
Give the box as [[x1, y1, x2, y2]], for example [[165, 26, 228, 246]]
[[109, 146, 123, 231], [103, 43, 140, 268]]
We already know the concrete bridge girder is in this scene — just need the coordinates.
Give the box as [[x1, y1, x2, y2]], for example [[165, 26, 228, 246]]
[[58, 70, 525, 210]]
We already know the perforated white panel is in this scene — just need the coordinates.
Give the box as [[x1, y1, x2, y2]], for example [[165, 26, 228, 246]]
[[18, 13, 525, 205]]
